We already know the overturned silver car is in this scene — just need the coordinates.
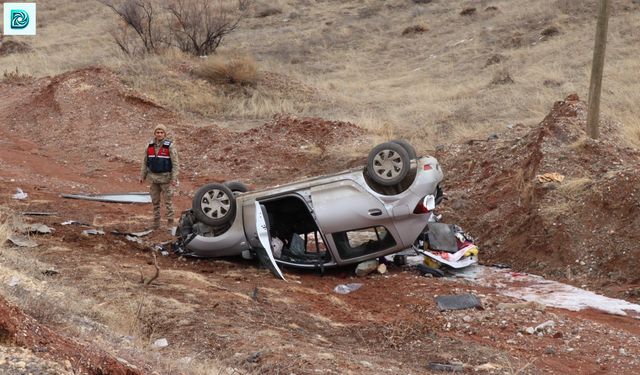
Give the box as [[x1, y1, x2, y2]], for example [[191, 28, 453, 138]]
[[176, 141, 444, 279]]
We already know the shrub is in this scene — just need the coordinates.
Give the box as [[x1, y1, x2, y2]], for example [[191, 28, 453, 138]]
[[2, 67, 33, 85], [196, 54, 258, 86], [402, 24, 428, 36], [100, 0, 248, 56]]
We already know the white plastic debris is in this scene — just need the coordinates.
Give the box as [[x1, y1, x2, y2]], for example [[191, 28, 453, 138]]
[[125, 235, 142, 244], [12, 188, 28, 200], [152, 338, 169, 348], [82, 229, 105, 236], [7, 234, 38, 247], [334, 283, 363, 294]]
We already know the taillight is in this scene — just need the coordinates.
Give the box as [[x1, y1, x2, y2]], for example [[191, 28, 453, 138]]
[[414, 195, 436, 214], [413, 201, 430, 214]]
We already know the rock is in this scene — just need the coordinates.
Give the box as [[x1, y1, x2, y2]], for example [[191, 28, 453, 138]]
[[544, 346, 556, 355], [475, 363, 502, 371], [152, 338, 169, 348], [8, 275, 20, 287], [535, 320, 555, 333], [497, 301, 546, 311], [355, 260, 378, 276], [524, 327, 535, 335]]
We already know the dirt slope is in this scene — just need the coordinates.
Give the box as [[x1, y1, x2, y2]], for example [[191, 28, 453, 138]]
[[438, 94, 640, 300], [1, 72, 640, 374]]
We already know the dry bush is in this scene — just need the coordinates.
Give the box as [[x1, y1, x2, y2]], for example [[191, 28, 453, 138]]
[[460, 7, 476, 16], [0, 39, 32, 56], [401, 24, 428, 36], [99, 0, 167, 55], [491, 69, 514, 85], [195, 54, 258, 86], [2, 67, 33, 85], [0, 208, 12, 244], [167, 0, 244, 56], [100, 0, 246, 56]]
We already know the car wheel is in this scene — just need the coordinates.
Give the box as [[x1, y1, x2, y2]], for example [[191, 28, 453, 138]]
[[192, 183, 237, 227], [224, 181, 249, 196], [391, 139, 417, 160], [366, 142, 410, 186]]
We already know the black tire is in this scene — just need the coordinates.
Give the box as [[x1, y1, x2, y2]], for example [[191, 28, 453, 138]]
[[366, 142, 410, 186], [192, 183, 236, 227], [391, 139, 417, 160], [224, 181, 249, 195]]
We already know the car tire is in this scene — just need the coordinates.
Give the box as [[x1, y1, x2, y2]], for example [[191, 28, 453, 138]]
[[391, 139, 417, 160], [224, 181, 249, 196], [192, 183, 237, 227], [366, 142, 411, 186]]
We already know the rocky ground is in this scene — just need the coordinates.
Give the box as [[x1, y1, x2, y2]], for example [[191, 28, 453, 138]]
[[1, 69, 639, 374]]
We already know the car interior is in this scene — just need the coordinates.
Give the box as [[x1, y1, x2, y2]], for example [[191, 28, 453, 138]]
[[261, 196, 332, 265]]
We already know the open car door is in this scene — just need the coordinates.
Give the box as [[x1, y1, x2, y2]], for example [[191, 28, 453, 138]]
[[254, 201, 286, 280]]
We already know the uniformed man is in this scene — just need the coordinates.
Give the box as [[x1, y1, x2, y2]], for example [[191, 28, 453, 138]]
[[140, 124, 179, 229]]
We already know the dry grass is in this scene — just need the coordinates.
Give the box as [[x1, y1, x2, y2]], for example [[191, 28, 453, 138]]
[[4, 0, 640, 149], [195, 54, 259, 86]]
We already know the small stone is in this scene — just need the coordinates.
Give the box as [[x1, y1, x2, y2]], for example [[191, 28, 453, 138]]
[[524, 327, 535, 335], [152, 338, 169, 348], [544, 346, 556, 355]]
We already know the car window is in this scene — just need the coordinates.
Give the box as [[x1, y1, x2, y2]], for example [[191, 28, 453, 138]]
[[332, 226, 396, 260]]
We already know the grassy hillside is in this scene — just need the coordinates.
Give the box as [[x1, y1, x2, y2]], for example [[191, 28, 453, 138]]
[[2, 0, 639, 150]]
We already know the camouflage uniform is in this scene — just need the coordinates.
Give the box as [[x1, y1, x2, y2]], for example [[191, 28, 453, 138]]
[[141, 139, 179, 228]]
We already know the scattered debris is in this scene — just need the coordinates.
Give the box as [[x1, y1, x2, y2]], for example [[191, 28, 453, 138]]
[[125, 235, 142, 244], [111, 229, 153, 237], [7, 234, 38, 247], [18, 223, 54, 234], [377, 263, 387, 274], [435, 294, 482, 311], [62, 192, 151, 204], [334, 283, 363, 294], [416, 264, 445, 278], [21, 211, 58, 216], [12, 188, 28, 200], [82, 229, 105, 236], [413, 223, 479, 269], [61, 220, 91, 226], [537, 172, 565, 183]]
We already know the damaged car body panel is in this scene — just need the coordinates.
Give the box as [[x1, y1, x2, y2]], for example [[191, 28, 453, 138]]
[[176, 142, 445, 275]]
